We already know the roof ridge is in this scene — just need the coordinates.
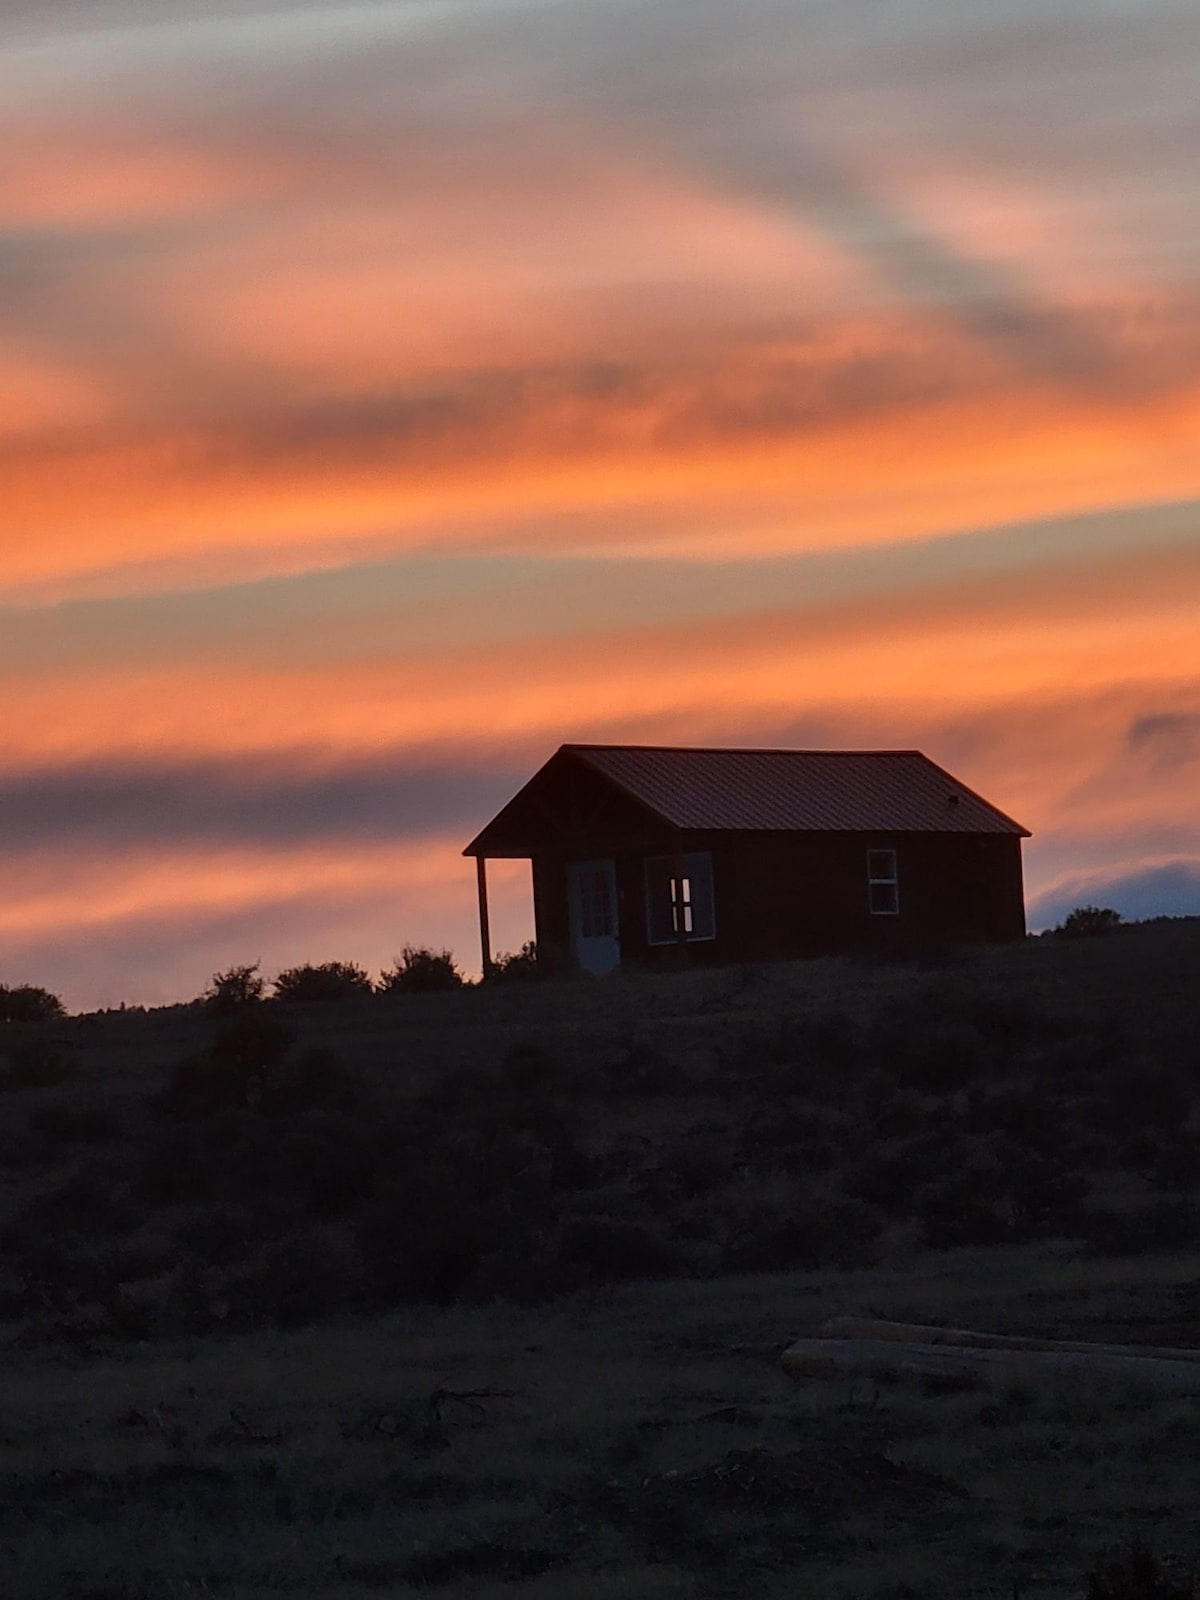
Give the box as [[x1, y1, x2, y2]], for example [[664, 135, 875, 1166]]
[[565, 743, 926, 757]]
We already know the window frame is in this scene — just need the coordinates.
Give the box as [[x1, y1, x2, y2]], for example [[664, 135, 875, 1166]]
[[867, 847, 900, 917], [644, 851, 716, 945]]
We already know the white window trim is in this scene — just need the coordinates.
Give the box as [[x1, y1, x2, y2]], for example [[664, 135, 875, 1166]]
[[867, 848, 900, 916]]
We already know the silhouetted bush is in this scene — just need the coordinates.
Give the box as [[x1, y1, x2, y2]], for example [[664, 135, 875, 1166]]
[[8, 1160, 139, 1245], [1078, 1197, 1200, 1257], [854, 1069, 931, 1138], [664, 1139, 735, 1201], [737, 1105, 850, 1174], [201, 962, 266, 1014], [876, 1014, 994, 1094], [262, 1046, 369, 1119], [1105, 1059, 1194, 1134], [270, 1110, 380, 1217], [727, 1195, 883, 1272], [273, 961, 374, 1003], [235, 1226, 364, 1327], [172, 1204, 256, 1268], [496, 1041, 560, 1096], [490, 941, 540, 982], [161, 1014, 295, 1117], [378, 945, 465, 994], [917, 1141, 1088, 1248], [555, 1217, 682, 1284], [916, 1168, 1013, 1249], [844, 1128, 971, 1216], [0, 984, 65, 1022], [1057, 905, 1123, 938], [27, 1102, 120, 1146], [135, 1124, 216, 1205], [603, 1042, 678, 1097], [356, 1178, 505, 1305], [1085, 1537, 1194, 1600], [0, 1038, 76, 1091]]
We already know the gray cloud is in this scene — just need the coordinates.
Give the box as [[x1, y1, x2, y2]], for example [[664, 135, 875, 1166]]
[[0, 748, 529, 854], [4, 0, 1199, 435], [1029, 859, 1200, 931], [1126, 712, 1200, 767]]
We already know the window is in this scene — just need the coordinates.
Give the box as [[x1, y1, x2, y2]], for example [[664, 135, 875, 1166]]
[[867, 848, 899, 915], [645, 852, 715, 944]]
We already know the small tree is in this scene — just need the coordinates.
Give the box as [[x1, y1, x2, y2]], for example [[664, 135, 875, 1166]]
[[378, 945, 465, 995], [1056, 905, 1123, 939], [0, 984, 65, 1023], [201, 962, 266, 1014], [272, 961, 374, 1004]]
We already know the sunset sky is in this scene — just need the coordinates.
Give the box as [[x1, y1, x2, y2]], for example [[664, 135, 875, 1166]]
[[3, 0, 1199, 1009]]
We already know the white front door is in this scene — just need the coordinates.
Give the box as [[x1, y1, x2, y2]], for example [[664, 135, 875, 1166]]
[[567, 859, 620, 976]]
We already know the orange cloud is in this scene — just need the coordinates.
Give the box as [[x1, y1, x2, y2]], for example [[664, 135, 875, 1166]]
[[0, 125, 312, 231], [4, 316, 1200, 600], [2, 531, 1196, 769]]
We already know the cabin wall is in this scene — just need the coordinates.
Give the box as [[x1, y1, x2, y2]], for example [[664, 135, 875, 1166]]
[[529, 832, 733, 971], [721, 830, 1026, 959], [531, 829, 1024, 972]]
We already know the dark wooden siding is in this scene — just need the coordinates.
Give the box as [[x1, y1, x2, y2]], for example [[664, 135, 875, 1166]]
[[531, 828, 1025, 972], [715, 830, 1025, 961]]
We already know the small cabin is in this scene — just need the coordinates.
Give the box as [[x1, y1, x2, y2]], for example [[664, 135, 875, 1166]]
[[463, 744, 1029, 976]]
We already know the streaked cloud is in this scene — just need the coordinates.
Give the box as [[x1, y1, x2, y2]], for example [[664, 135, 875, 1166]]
[[2, 0, 1199, 1003]]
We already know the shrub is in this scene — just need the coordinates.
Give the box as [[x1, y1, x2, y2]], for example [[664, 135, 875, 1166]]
[[603, 1042, 677, 1098], [235, 1226, 364, 1327], [172, 1204, 256, 1268], [378, 945, 464, 994], [27, 1103, 120, 1146], [490, 942, 540, 982], [844, 1128, 971, 1216], [496, 1041, 560, 1096], [554, 1216, 682, 1284], [262, 1046, 369, 1118], [1057, 905, 1123, 939], [356, 1179, 504, 1306], [201, 962, 265, 1014], [272, 961, 374, 1003], [917, 1141, 1088, 1248], [0, 984, 65, 1022], [160, 1014, 295, 1117], [1104, 1059, 1194, 1136], [726, 1197, 883, 1273], [872, 1012, 994, 1094], [0, 1038, 76, 1091], [1077, 1198, 1200, 1257], [1085, 1537, 1194, 1600]]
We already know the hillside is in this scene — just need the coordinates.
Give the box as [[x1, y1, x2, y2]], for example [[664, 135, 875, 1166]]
[[1, 921, 1198, 1598]]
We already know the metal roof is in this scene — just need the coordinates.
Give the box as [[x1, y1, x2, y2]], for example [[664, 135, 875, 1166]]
[[566, 745, 1029, 835]]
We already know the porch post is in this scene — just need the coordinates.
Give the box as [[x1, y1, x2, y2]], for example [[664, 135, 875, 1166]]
[[475, 856, 494, 981]]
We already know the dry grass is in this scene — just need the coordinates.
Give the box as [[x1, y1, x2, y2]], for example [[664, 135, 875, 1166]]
[[1, 1246, 1198, 1597]]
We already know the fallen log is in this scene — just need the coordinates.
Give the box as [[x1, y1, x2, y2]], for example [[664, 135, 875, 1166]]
[[782, 1319, 1200, 1393], [815, 1316, 1200, 1364]]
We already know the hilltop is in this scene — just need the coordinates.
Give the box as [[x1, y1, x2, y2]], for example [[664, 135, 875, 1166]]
[[1, 920, 1198, 1597]]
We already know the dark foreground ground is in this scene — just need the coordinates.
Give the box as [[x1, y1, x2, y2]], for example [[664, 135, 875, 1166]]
[[1, 921, 1198, 1597]]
